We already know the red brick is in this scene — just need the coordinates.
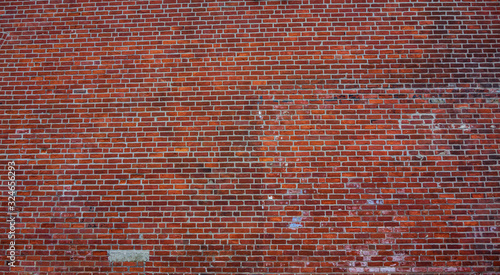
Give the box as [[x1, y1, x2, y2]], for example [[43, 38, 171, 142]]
[[0, 1, 499, 274]]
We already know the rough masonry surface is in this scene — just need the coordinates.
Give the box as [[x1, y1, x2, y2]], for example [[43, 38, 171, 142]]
[[0, 0, 499, 274]]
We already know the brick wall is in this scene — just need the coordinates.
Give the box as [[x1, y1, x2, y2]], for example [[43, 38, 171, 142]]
[[1, 0, 499, 274]]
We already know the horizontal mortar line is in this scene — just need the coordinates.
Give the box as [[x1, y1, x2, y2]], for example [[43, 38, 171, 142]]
[[10, 154, 490, 158], [9, 59, 500, 66], [13, 34, 480, 42], [3, 99, 494, 104], [19, 218, 495, 220], [15, 213, 495, 217], [14, 163, 489, 168], [15, 225, 497, 228], [2, 90, 479, 94], [58, 61, 500, 65], [11, 34, 491, 44], [1, 107, 497, 113], [18, 191, 493, 193], [125, 126, 491, 130], [2, 87, 496, 93], [12, 177, 477, 181], [21, 56, 482, 62], [3, 149, 488, 153], [7, 153, 462, 156], [11, 156, 486, 161], [2, 95, 498, 102], [11, 180, 497, 184]]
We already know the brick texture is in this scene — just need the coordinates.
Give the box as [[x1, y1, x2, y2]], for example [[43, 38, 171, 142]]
[[1, 0, 500, 274]]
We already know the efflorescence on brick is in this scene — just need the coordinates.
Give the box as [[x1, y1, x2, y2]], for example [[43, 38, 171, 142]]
[[0, 0, 499, 274]]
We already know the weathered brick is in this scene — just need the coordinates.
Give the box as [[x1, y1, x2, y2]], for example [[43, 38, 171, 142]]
[[1, 0, 499, 274]]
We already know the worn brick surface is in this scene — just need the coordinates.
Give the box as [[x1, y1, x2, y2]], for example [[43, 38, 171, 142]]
[[1, 0, 499, 274]]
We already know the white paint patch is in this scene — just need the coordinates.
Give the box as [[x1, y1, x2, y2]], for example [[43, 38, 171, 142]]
[[289, 216, 303, 229], [459, 124, 471, 130], [392, 255, 404, 262], [361, 250, 378, 256], [288, 223, 302, 228], [287, 189, 303, 194]]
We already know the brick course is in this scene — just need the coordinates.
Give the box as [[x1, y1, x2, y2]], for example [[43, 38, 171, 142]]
[[1, 0, 499, 274]]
